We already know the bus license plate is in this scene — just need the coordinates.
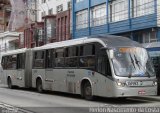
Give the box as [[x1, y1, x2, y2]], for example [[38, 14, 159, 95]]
[[126, 81, 142, 86], [138, 90, 146, 95]]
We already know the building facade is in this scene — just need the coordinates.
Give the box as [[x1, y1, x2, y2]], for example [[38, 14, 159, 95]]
[[0, 31, 20, 54], [72, 0, 160, 44], [0, 0, 11, 32], [37, 0, 71, 22], [23, 0, 72, 47]]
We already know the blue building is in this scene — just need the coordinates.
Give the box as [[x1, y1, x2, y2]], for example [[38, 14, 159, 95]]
[[72, 0, 160, 44]]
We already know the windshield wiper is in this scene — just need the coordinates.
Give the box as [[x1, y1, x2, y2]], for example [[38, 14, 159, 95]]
[[134, 55, 150, 78], [129, 53, 135, 78], [129, 53, 136, 69], [134, 55, 140, 70]]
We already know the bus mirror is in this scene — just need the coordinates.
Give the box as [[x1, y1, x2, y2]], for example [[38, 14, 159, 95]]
[[109, 49, 114, 59]]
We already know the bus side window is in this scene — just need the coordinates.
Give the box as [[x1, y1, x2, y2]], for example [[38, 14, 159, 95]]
[[55, 48, 65, 67], [79, 44, 95, 69], [8, 55, 17, 70], [65, 46, 78, 68], [1, 56, 6, 69], [96, 44, 112, 76], [33, 51, 45, 68], [17, 53, 25, 69], [152, 57, 160, 78], [45, 49, 53, 68]]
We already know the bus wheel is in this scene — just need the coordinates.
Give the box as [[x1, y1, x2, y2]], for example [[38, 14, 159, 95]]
[[7, 77, 13, 89], [36, 79, 43, 93], [83, 82, 93, 100]]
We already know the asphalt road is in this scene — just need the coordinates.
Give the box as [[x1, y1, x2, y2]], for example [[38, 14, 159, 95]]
[[0, 84, 160, 113]]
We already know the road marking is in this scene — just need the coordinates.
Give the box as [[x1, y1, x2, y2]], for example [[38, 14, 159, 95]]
[[0, 102, 35, 113]]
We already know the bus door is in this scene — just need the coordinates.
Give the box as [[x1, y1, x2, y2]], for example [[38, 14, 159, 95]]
[[1, 56, 7, 85], [17, 53, 25, 87], [151, 56, 160, 94], [66, 69, 76, 93], [53, 48, 67, 92], [66, 72, 76, 94], [45, 49, 54, 90], [65, 46, 79, 94], [45, 68, 54, 90]]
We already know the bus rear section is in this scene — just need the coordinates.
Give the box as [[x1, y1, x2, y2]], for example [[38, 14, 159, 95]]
[[0, 49, 32, 88]]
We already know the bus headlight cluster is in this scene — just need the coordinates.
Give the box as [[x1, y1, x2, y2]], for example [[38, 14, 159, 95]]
[[153, 81, 157, 86], [117, 82, 125, 87]]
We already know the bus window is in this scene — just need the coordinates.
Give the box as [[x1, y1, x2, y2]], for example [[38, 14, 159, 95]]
[[17, 53, 25, 69], [151, 57, 160, 78], [96, 44, 112, 76], [1, 56, 6, 69], [6, 55, 17, 70], [65, 46, 78, 67], [79, 44, 95, 69], [45, 49, 53, 68], [33, 51, 45, 68], [55, 48, 65, 67]]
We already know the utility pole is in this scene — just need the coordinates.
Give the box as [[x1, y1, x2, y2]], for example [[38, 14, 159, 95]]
[[34, 0, 39, 47], [35, 0, 37, 22]]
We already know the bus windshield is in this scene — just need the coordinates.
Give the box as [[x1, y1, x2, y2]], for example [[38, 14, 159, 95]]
[[112, 47, 155, 77]]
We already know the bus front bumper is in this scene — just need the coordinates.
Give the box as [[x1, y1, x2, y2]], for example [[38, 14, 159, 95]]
[[113, 86, 157, 97]]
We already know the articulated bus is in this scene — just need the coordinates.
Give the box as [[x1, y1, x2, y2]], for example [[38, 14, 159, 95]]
[[0, 35, 157, 100]]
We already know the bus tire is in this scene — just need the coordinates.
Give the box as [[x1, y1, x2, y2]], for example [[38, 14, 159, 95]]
[[7, 77, 13, 89], [83, 82, 93, 100], [36, 78, 43, 93]]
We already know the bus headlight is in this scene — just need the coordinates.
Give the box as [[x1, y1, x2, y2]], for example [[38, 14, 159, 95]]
[[153, 81, 157, 86], [117, 82, 125, 87]]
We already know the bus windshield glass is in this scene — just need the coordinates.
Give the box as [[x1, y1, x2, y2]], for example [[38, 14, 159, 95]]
[[112, 47, 155, 77]]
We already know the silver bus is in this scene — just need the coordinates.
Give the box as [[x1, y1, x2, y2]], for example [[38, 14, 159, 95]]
[[0, 35, 157, 100]]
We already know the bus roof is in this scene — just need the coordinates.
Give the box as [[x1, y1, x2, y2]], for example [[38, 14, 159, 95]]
[[1, 35, 142, 55], [1, 48, 28, 56], [32, 37, 106, 51], [32, 35, 142, 51], [89, 35, 141, 47]]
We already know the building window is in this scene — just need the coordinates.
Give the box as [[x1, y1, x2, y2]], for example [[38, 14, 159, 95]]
[[76, 10, 88, 29], [109, 0, 128, 22], [76, 0, 83, 3], [42, 0, 46, 3], [37, 28, 44, 42], [143, 31, 157, 43], [46, 20, 52, 41], [41, 11, 46, 18], [132, 0, 154, 17], [48, 8, 53, 15], [91, 4, 106, 27], [57, 4, 63, 13], [68, 1, 71, 10]]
